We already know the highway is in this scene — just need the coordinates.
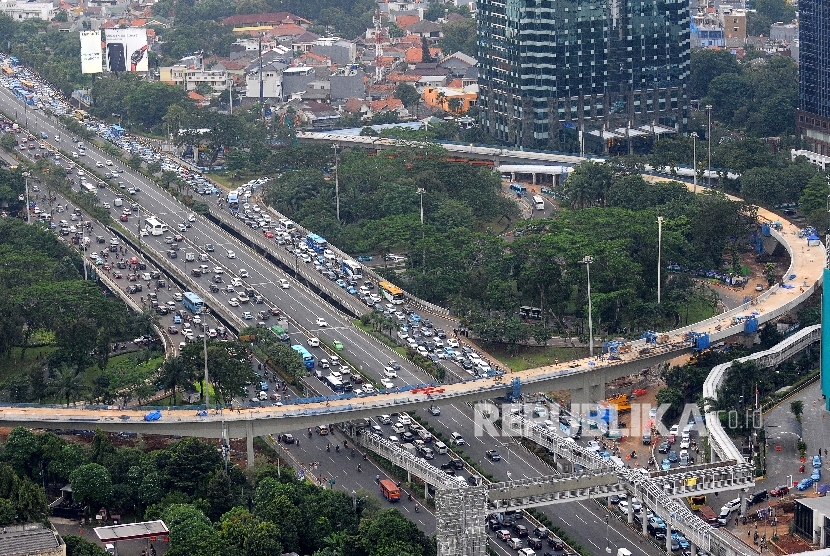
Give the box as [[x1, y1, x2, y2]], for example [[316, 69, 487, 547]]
[[0, 75, 822, 556]]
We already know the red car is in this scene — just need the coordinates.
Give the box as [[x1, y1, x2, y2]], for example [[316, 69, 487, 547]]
[[771, 485, 790, 496], [120, 214, 129, 222], [167, 326, 179, 335], [263, 230, 274, 238], [174, 234, 184, 241], [113, 272, 123, 279]]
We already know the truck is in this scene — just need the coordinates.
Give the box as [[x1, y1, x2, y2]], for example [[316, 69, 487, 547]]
[[698, 505, 719, 526], [379, 479, 400, 502], [401, 443, 418, 456]]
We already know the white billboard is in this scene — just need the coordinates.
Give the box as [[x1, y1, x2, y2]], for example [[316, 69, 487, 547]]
[[103, 29, 149, 72], [79, 30, 103, 74]]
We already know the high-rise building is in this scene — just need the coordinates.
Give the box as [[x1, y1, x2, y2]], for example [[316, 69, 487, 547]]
[[477, 0, 690, 150], [797, 0, 830, 156]]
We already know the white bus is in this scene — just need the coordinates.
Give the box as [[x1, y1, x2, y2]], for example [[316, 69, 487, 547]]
[[532, 195, 545, 210], [341, 259, 362, 279], [144, 216, 169, 236], [82, 182, 97, 195]]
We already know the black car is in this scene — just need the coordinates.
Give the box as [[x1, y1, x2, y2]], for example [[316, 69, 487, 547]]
[[533, 527, 549, 539], [527, 538, 544, 549], [750, 490, 768, 504], [512, 524, 528, 537], [439, 462, 456, 475], [451, 458, 464, 470], [658, 440, 671, 453], [547, 537, 565, 551], [401, 431, 414, 443], [167, 250, 177, 258], [667, 450, 679, 463], [485, 450, 501, 461]]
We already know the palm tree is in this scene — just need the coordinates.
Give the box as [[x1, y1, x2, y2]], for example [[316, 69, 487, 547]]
[[435, 91, 447, 110], [447, 98, 463, 114], [160, 355, 193, 404], [48, 366, 85, 407]]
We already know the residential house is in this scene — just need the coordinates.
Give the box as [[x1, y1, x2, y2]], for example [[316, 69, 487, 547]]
[[160, 64, 229, 92], [312, 38, 357, 65], [0, 0, 57, 20], [406, 19, 442, 40], [438, 51, 477, 77], [245, 60, 289, 99], [221, 12, 309, 28], [298, 101, 341, 128], [368, 97, 409, 119], [422, 85, 477, 113], [282, 66, 317, 100], [331, 67, 365, 100], [292, 31, 321, 54]]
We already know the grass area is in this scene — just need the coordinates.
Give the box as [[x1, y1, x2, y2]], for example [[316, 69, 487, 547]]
[[0, 346, 57, 376], [475, 214, 512, 235], [479, 342, 589, 372], [353, 320, 407, 357], [678, 296, 719, 326]]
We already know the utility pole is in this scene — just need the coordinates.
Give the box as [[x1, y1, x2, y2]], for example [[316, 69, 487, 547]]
[[657, 216, 664, 304], [332, 143, 340, 222], [581, 256, 594, 357], [706, 104, 713, 188], [22, 171, 30, 225], [691, 132, 698, 194]]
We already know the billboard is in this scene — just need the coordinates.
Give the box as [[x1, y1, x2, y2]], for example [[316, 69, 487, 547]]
[[79, 30, 103, 74], [103, 29, 149, 72]]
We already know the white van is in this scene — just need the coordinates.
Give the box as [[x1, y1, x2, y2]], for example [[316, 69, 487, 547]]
[[507, 538, 523, 550], [185, 252, 195, 262], [307, 336, 320, 347], [198, 253, 209, 262], [105, 544, 115, 555], [609, 456, 626, 468], [113, 197, 123, 207], [433, 440, 448, 454]]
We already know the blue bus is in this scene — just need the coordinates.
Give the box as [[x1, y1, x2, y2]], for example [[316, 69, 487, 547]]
[[182, 292, 204, 314], [509, 183, 527, 197], [559, 416, 582, 439], [306, 233, 328, 254], [227, 190, 239, 211], [341, 259, 362, 279], [291, 344, 315, 369]]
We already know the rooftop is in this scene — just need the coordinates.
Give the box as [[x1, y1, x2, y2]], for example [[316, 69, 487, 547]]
[[0, 524, 61, 556]]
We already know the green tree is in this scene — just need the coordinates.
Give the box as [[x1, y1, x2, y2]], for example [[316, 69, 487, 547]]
[[127, 153, 143, 170], [689, 49, 740, 99], [3, 427, 40, 478], [764, 262, 777, 286], [15, 479, 48, 522], [69, 463, 114, 509], [393, 83, 421, 112], [790, 400, 804, 422], [64, 535, 109, 556], [245, 521, 283, 556], [0, 133, 17, 151], [438, 19, 477, 57]]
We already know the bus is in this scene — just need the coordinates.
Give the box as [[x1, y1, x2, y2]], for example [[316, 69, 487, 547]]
[[559, 416, 582, 439], [687, 495, 707, 511], [144, 216, 169, 236], [324, 375, 344, 392], [269, 325, 290, 343], [1, 66, 14, 76], [306, 233, 328, 254], [291, 344, 315, 369], [341, 259, 362, 279], [532, 195, 545, 210], [509, 183, 527, 197], [182, 292, 204, 314], [378, 281, 404, 305], [227, 190, 239, 210], [82, 183, 97, 195]]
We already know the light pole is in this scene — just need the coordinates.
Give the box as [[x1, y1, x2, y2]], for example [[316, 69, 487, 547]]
[[581, 256, 594, 357], [706, 105, 713, 188], [657, 216, 664, 304], [690, 132, 698, 193], [202, 308, 210, 409], [332, 143, 340, 223], [417, 188, 426, 225], [22, 171, 30, 225]]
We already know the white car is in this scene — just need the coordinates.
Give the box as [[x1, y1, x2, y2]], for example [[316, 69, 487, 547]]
[[105, 159, 113, 166], [447, 338, 459, 348], [227, 251, 236, 259], [279, 278, 290, 289], [188, 213, 196, 222], [381, 379, 394, 389], [213, 267, 224, 274], [239, 269, 249, 278], [316, 317, 328, 327], [383, 367, 397, 378], [95, 161, 103, 168], [228, 298, 240, 307], [242, 311, 253, 320]]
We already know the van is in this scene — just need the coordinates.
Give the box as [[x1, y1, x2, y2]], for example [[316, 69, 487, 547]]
[[417, 428, 433, 443], [642, 431, 652, 445], [507, 538, 523, 550], [258, 391, 268, 401], [609, 456, 625, 468], [185, 252, 195, 262], [113, 197, 123, 207], [616, 549, 632, 556], [518, 548, 536, 556], [433, 440, 448, 454], [199, 253, 209, 262], [451, 432, 465, 445], [105, 544, 115, 555]]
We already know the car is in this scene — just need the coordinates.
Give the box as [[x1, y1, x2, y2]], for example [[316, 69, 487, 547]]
[[213, 267, 224, 274], [228, 298, 240, 307], [658, 440, 671, 453], [429, 406, 441, 416], [283, 433, 295, 444], [812, 468, 822, 481], [771, 485, 790, 496], [227, 250, 236, 259], [264, 230, 274, 238], [814, 455, 823, 468], [671, 532, 690, 550], [497, 530, 512, 541], [316, 317, 328, 327], [383, 367, 397, 378], [486, 450, 501, 461], [239, 269, 249, 278], [381, 379, 394, 389], [798, 477, 815, 491], [120, 214, 129, 222], [451, 432, 465, 446], [723, 498, 741, 513], [95, 161, 104, 168], [205, 244, 214, 252], [388, 360, 401, 371], [667, 450, 679, 463], [661, 459, 671, 470], [188, 213, 196, 222], [174, 234, 184, 242], [242, 311, 253, 320], [333, 340, 344, 351], [547, 537, 565, 551], [167, 326, 179, 334], [279, 278, 290, 289]]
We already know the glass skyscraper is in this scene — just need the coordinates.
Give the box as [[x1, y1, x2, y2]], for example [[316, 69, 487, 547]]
[[477, 0, 690, 149], [797, 0, 830, 156]]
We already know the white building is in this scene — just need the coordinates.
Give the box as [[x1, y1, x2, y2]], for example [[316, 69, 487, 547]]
[[245, 62, 287, 99], [0, 0, 56, 20], [160, 64, 229, 92]]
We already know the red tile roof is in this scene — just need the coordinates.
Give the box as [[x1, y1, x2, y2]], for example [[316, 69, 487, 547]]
[[395, 15, 421, 29], [221, 12, 309, 26]]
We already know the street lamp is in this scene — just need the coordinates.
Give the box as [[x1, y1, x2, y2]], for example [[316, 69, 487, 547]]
[[706, 105, 713, 188], [581, 256, 594, 357], [202, 308, 210, 409], [657, 216, 664, 304], [332, 143, 340, 223], [417, 188, 426, 226], [22, 171, 30, 225], [690, 132, 698, 194]]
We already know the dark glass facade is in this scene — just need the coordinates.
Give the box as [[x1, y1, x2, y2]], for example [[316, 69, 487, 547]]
[[797, 0, 830, 155], [478, 0, 690, 149]]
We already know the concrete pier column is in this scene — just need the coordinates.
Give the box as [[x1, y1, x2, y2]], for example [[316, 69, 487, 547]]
[[642, 510, 648, 536], [690, 543, 697, 556], [246, 420, 255, 467], [627, 500, 634, 525]]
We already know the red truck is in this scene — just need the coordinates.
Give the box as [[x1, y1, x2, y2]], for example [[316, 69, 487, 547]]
[[380, 479, 401, 502]]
